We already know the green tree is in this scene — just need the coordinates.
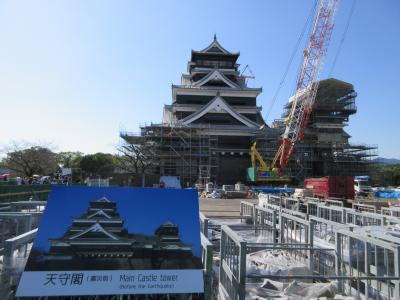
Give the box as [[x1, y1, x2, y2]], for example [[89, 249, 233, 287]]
[[79, 153, 115, 178], [369, 164, 400, 187], [56, 151, 83, 168], [2, 143, 58, 177]]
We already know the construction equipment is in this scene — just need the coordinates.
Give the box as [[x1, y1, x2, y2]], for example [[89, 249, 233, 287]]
[[247, 142, 290, 183], [249, 0, 340, 182], [278, 0, 339, 171], [239, 64, 256, 85]]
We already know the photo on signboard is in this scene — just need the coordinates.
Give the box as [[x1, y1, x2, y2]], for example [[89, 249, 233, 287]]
[[17, 186, 203, 296]]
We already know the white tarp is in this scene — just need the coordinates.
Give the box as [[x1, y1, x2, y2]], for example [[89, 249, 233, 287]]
[[160, 176, 181, 189], [246, 279, 341, 299], [247, 250, 311, 277], [61, 168, 72, 176]]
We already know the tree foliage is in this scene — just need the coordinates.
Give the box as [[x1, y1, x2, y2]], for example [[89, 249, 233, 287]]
[[369, 164, 400, 187], [56, 151, 83, 168], [79, 153, 115, 178], [2, 143, 58, 177]]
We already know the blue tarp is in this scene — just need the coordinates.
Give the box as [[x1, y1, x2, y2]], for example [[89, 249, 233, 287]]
[[253, 187, 295, 194], [375, 190, 400, 198]]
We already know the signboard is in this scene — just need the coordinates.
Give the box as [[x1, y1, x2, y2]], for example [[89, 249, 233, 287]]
[[17, 186, 203, 296]]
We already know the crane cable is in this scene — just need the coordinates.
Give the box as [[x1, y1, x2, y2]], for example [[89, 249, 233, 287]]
[[328, 0, 357, 76], [265, 0, 319, 122]]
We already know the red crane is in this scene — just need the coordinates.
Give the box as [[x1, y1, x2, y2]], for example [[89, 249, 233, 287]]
[[274, 0, 340, 172]]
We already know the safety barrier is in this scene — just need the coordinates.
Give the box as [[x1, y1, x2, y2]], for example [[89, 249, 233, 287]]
[[219, 224, 277, 299], [325, 199, 344, 207], [201, 233, 214, 300], [219, 221, 400, 299], [221, 202, 400, 299], [382, 206, 400, 218], [0, 212, 42, 253], [335, 229, 400, 299], [0, 229, 37, 299], [223, 195, 400, 299], [352, 202, 377, 213], [345, 209, 386, 226]]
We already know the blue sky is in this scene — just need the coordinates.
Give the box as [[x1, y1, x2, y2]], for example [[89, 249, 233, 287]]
[[0, 1, 399, 158], [33, 186, 201, 257]]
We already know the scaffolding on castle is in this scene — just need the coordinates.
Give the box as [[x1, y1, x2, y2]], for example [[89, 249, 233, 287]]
[[253, 79, 377, 182], [120, 123, 219, 186]]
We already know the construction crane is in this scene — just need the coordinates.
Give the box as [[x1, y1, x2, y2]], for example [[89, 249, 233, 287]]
[[239, 64, 256, 85], [247, 142, 289, 183], [248, 0, 340, 183]]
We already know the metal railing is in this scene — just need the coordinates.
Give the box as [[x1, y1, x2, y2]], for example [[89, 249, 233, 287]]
[[219, 223, 340, 300], [352, 202, 377, 213], [224, 199, 400, 299], [253, 205, 277, 228], [345, 209, 386, 226], [0, 229, 37, 299], [305, 201, 387, 226], [0, 212, 42, 253], [382, 206, 400, 218], [230, 194, 400, 299], [201, 233, 213, 300], [335, 229, 400, 299], [324, 199, 344, 207], [318, 205, 346, 223]]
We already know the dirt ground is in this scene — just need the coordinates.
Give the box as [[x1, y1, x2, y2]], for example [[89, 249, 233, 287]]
[[199, 197, 258, 218]]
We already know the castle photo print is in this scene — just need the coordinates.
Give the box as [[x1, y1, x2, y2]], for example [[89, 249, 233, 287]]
[[16, 186, 204, 296]]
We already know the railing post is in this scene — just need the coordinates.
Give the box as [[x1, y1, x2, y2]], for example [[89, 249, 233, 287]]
[[1, 239, 15, 300], [203, 241, 213, 300], [219, 229, 226, 295], [25, 214, 33, 233], [279, 213, 284, 243], [348, 236, 353, 295], [272, 210, 278, 244], [394, 246, 400, 300], [308, 219, 314, 272], [272, 210, 277, 228], [335, 231, 343, 293], [203, 218, 209, 236], [364, 241, 370, 300], [252, 204, 257, 226], [238, 241, 247, 300]]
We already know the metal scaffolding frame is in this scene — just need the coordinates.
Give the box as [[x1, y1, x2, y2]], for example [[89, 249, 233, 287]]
[[254, 79, 378, 182], [121, 124, 219, 186], [213, 196, 400, 299]]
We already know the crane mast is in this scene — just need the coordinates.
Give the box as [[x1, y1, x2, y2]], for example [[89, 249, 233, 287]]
[[278, 0, 339, 171]]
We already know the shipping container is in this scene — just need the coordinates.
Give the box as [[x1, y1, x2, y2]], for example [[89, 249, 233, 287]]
[[304, 176, 354, 199]]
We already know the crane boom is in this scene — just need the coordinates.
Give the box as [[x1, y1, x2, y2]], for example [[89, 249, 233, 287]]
[[278, 0, 339, 170]]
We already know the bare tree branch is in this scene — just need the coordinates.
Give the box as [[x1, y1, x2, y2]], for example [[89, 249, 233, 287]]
[[116, 140, 157, 176]]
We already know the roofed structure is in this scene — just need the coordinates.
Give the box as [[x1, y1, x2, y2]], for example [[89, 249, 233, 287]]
[[27, 197, 202, 271], [120, 38, 376, 186], [122, 36, 268, 185]]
